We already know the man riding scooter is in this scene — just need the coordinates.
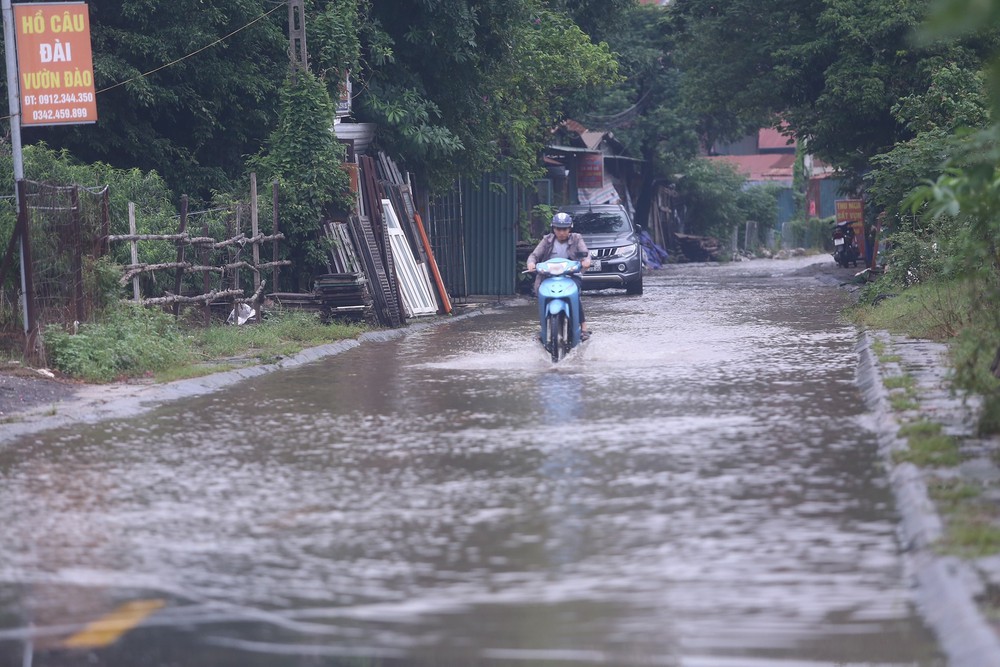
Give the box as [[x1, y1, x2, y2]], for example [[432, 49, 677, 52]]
[[526, 212, 592, 340]]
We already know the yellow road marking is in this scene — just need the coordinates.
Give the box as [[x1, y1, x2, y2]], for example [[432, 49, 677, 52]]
[[61, 599, 166, 649]]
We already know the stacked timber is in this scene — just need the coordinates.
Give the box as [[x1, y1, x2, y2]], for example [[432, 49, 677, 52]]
[[674, 233, 722, 263], [314, 273, 369, 321], [268, 275, 370, 323]]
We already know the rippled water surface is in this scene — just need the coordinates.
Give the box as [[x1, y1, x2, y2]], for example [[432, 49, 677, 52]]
[[0, 256, 943, 666]]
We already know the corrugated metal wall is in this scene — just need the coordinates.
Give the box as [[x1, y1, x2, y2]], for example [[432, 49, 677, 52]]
[[773, 178, 845, 225], [425, 173, 525, 298], [776, 188, 795, 224], [461, 173, 522, 296]]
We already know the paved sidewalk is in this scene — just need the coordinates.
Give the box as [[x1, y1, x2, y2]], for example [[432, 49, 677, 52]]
[[859, 330, 1000, 666]]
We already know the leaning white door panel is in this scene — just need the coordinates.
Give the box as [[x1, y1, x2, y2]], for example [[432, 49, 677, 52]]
[[382, 199, 437, 317]]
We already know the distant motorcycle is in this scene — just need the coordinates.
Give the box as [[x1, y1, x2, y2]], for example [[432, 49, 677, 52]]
[[531, 257, 584, 362], [832, 221, 861, 268]]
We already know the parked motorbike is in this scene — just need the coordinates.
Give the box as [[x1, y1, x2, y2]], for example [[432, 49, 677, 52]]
[[532, 257, 584, 362], [832, 221, 861, 268]]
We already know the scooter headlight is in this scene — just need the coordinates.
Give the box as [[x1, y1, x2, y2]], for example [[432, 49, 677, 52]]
[[547, 263, 566, 275]]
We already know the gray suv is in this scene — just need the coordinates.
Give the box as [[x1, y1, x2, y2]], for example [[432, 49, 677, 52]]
[[559, 204, 643, 295]]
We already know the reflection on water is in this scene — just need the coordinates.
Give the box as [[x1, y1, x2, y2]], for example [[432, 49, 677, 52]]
[[0, 256, 943, 665]]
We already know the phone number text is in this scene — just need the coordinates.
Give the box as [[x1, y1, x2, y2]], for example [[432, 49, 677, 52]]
[[30, 107, 92, 121]]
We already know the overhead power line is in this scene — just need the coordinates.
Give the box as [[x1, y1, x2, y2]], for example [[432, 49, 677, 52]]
[[1, 2, 286, 122], [97, 3, 286, 95]]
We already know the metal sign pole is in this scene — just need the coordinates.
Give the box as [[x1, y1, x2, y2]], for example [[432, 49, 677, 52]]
[[2, 0, 28, 333]]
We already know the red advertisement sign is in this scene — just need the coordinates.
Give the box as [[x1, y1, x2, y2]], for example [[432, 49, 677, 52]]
[[14, 2, 98, 126], [835, 199, 866, 260], [577, 152, 604, 190]]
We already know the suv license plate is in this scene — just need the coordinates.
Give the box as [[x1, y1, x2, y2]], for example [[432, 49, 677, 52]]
[[587, 260, 602, 272]]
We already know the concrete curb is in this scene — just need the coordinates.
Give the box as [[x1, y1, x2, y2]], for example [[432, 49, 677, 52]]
[[857, 331, 1000, 667], [0, 307, 494, 445]]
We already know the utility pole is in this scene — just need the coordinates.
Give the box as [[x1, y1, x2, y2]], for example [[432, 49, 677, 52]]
[[1, 0, 29, 335], [287, 0, 307, 73]]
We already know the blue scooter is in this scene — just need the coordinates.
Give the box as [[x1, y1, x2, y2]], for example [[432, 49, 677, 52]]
[[533, 257, 584, 362]]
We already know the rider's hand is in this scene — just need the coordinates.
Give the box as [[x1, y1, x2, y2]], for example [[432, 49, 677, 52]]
[[526, 262, 536, 271]]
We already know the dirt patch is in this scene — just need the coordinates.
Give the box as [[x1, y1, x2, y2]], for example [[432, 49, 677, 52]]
[[0, 364, 83, 419], [784, 252, 873, 290]]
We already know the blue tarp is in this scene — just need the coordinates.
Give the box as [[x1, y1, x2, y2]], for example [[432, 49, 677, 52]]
[[640, 231, 669, 269]]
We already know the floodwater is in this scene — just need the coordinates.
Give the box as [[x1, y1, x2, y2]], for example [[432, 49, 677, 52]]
[[0, 255, 943, 666]]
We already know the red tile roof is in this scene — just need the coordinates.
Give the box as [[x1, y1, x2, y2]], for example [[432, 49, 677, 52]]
[[758, 127, 795, 151], [705, 153, 796, 182], [560, 119, 588, 135]]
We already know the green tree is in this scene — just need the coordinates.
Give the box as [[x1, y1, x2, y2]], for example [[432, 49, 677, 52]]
[[308, 0, 363, 84], [670, 0, 992, 177], [673, 158, 749, 240], [885, 0, 1000, 425], [354, 0, 620, 188], [547, 0, 636, 44], [248, 71, 352, 291], [1, 0, 626, 199], [570, 4, 700, 229], [739, 183, 782, 240], [866, 62, 989, 222], [3, 0, 289, 202]]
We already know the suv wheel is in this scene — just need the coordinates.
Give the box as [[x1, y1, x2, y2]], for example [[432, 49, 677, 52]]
[[625, 276, 643, 295]]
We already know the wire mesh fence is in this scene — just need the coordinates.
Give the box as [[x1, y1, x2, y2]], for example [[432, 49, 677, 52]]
[[0, 181, 110, 338], [0, 178, 287, 355]]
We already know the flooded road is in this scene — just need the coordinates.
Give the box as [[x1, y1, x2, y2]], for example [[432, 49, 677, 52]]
[[0, 255, 943, 666]]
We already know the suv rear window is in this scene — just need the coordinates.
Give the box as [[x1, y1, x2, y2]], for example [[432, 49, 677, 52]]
[[565, 210, 632, 235]]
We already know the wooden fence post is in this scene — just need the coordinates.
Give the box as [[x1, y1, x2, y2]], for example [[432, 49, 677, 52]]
[[251, 173, 260, 296], [229, 205, 240, 321], [272, 180, 279, 292], [202, 217, 211, 326], [18, 181, 43, 365], [172, 195, 188, 318], [70, 186, 85, 323], [128, 202, 140, 301], [98, 187, 110, 257]]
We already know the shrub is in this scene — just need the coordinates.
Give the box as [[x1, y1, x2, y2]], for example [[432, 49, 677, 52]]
[[782, 216, 832, 250], [44, 303, 191, 382]]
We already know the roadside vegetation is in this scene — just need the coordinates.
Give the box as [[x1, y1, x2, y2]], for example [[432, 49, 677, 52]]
[[874, 336, 1000, 556], [39, 305, 365, 384], [927, 477, 1000, 557], [852, 276, 998, 420]]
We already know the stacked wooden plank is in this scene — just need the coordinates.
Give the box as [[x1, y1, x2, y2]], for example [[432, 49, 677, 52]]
[[269, 276, 369, 322], [314, 273, 369, 321], [269, 291, 321, 314], [318, 220, 371, 321], [355, 156, 406, 327]]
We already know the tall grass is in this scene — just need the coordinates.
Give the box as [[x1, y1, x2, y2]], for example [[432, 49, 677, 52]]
[[192, 311, 365, 360], [850, 276, 1000, 433], [44, 303, 192, 382], [43, 306, 367, 383]]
